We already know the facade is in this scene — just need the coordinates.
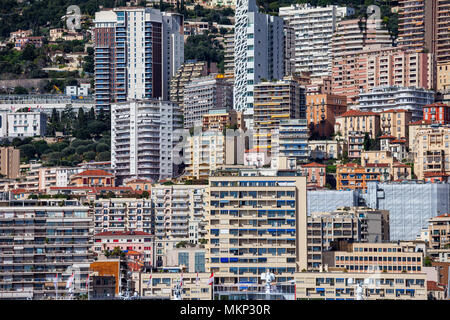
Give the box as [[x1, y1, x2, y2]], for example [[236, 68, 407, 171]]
[[93, 198, 153, 235], [359, 86, 435, 121], [0, 147, 20, 179], [276, 119, 309, 164], [308, 139, 345, 160], [169, 61, 217, 111], [331, 18, 393, 105], [93, 231, 154, 265], [233, 0, 284, 115], [224, 33, 235, 80], [437, 61, 450, 92], [69, 169, 115, 188], [336, 163, 381, 191], [0, 200, 91, 300], [307, 189, 361, 216], [164, 247, 206, 273], [5, 112, 47, 138], [133, 271, 211, 299], [323, 242, 423, 274], [183, 75, 233, 129], [423, 103, 450, 125], [411, 126, 450, 180], [93, 8, 184, 110], [379, 109, 413, 141], [427, 213, 450, 251], [152, 185, 207, 267], [300, 162, 326, 188], [294, 271, 427, 300], [306, 93, 347, 138], [111, 99, 183, 184], [307, 207, 388, 270], [207, 170, 307, 284], [363, 181, 450, 241], [38, 167, 84, 192], [279, 4, 354, 78], [202, 108, 245, 132], [252, 77, 306, 156], [335, 110, 381, 142]]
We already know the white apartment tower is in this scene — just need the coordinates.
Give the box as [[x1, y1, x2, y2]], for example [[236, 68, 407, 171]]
[[279, 3, 354, 78], [111, 99, 183, 184], [233, 0, 284, 127]]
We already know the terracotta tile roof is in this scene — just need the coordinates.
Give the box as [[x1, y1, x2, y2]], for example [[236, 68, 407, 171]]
[[365, 163, 390, 168], [10, 188, 28, 194], [339, 110, 379, 117], [393, 163, 411, 168], [435, 213, 450, 218], [126, 179, 152, 183], [379, 135, 396, 140], [94, 231, 152, 237], [391, 139, 406, 144], [424, 103, 450, 108], [381, 109, 410, 113], [74, 169, 113, 177], [427, 281, 445, 292], [408, 120, 433, 126], [301, 162, 326, 168], [424, 172, 450, 178]]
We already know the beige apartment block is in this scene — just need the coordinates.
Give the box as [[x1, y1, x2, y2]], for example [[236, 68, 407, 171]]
[[427, 213, 450, 251], [380, 109, 413, 141], [151, 184, 207, 268], [334, 110, 381, 141], [202, 108, 245, 132], [323, 242, 424, 273], [206, 170, 307, 284], [412, 126, 450, 180], [294, 270, 427, 300], [437, 61, 450, 92], [0, 147, 20, 179], [132, 272, 212, 300]]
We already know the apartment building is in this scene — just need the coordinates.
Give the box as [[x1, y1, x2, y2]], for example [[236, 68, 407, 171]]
[[279, 4, 354, 78], [308, 139, 345, 160], [37, 167, 84, 192], [206, 169, 307, 284], [412, 126, 450, 180], [93, 8, 184, 110], [253, 77, 306, 156], [336, 163, 381, 191], [299, 163, 326, 189], [183, 130, 244, 180], [224, 32, 235, 81], [169, 61, 217, 111], [202, 108, 245, 132], [363, 181, 450, 241], [361, 150, 412, 180], [306, 93, 347, 138], [334, 110, 381, 141], [0, 200, 92, 300], [5, 112, 47, 138], [133, 271, 211, 299], [307, 207, 388, 270], [111, 99, 183, 184], [378, 136, 409, 162], [276, 119, 310, 164], [234, 0, 284, 115], [331, 18, 393, 105], [69, 169, 115, 188], [359, 86, 435, 121], [437, 61, 450, 92], [324, 242, 423, 274], [93, 198, 153, 235], [0, 147, 20, 179], [92, 231, 154, 265], [183, 75, 233, 129], [379, 109, 413, 141], [427, 213, 450, 251], [423, 103, 450, 125], [152, 184, 207, 267], [294, 271, 427, 300], [164, 247, 206, 273]]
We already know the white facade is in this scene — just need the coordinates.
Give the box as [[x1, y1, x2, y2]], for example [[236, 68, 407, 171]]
[[38, 167, 84, 191], [111, 99, 183, 183], [0, 112, 7, 138], [358, 86, 435, 120], [233, 0, 284, 116], [279, 4, 354, 78], [6, 112, 47, 138]]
